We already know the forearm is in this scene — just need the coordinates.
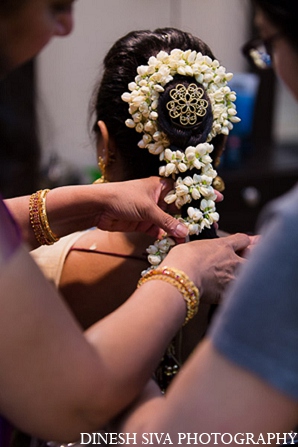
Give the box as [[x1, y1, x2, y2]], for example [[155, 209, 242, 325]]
[[84, 279, 185, 423], [0, 244, 186, 441], [4, 185, 105, 249]]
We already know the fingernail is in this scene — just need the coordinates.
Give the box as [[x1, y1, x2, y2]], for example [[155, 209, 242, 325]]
[[175, 223, 189, 238], [217, 192, 224, 202]]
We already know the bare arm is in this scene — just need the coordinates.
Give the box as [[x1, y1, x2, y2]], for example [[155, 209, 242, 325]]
[[5, 178, 188, 249], [0, 232, 251, 442], [0, 244, 185, 442]]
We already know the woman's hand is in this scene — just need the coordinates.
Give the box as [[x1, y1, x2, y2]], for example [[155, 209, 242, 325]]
[[94, 176, 189, 239], [161, 233, 251, 304], [94, 178, 224, 239]]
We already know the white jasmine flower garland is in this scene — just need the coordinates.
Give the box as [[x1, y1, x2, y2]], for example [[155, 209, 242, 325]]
[[122, 49, 239, 151], [122, 49, 240, 270]]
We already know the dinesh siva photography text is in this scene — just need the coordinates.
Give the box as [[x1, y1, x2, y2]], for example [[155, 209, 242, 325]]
[[80, 432, 298, 445]]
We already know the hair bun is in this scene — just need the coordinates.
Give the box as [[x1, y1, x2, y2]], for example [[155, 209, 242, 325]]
[[157, 76, 213, 150]]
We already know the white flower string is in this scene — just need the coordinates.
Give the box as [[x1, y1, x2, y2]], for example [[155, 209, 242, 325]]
[[146, 236, 176, 267], [121, 49, 240, 270]]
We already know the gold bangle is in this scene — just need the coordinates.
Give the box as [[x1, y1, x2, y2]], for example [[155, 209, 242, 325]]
[[29, 189, 59, 245], [39, 189, 59, 244], [29, 190, 48, 245], [137, 266, 199, 325]]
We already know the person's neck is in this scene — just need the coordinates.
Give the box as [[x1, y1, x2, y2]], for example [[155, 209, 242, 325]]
[[106, 231, 155, 257], [125, 231, 155, 248]]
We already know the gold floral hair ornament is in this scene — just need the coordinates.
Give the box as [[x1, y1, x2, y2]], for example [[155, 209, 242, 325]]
[[166, 83, 208, 127], [121, 49, 241, 271]]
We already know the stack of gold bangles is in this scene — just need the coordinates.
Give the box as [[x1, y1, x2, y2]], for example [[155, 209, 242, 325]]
[[138, 266, 200, 325], [29, 189, 60, 245]]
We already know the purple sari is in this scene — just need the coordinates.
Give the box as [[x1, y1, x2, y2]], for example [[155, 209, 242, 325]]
[[0, 197, 22, 446], [0, 416, 13, 446]]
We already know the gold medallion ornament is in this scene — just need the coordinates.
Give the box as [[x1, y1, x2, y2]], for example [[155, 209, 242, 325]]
[[166, 83, 208, 126]]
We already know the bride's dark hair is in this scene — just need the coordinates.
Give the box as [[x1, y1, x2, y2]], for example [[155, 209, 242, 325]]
[[90, 27, 225, 182]]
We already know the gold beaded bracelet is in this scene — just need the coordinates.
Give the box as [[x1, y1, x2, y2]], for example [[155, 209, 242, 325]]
[[29, 189, 59, 245], [137, 266, 200, 325]]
